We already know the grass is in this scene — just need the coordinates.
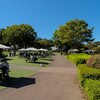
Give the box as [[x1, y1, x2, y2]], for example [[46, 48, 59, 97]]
[[0, 68, 36, 89], [67, 53, 91, 64], [9, 68, 36, 77], [3, 51, 53, 67], [7, 56, 53, 67]]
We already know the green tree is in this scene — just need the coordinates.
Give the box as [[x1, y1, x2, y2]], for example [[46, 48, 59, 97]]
[[53, 19, 94, 50], [0, 28, 5, 44], [2, 24, 37, 48], [34, 38, 53, 49], [92, 41, 100, 47]]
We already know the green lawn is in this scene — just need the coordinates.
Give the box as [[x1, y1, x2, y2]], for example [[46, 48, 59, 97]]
[[3, 51, 53, 67], [8, 56, 53, 67], [67, 53, 91, 64], [9, 68, 36, 77]]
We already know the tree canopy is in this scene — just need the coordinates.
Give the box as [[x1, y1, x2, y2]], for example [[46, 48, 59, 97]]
[[0, 28, 5, 44], [53, 19, 94, 50], [2, 24, 37, 48], [34, 38, 53, 49]]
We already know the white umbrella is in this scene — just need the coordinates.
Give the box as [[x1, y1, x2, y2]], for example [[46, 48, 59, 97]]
[[51, 47, 57, 51], [73, 49, 79, 52], [39, 48, 48, 52], [26, 47, 38, 51], [19, 48, 26, 51], [0, 44, 10, 49]]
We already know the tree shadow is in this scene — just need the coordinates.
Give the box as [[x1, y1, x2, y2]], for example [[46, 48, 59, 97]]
[[34, 61, 49, 65], [0, 77, 36, 88], [44, 58, 54, 61], [51, 53, 56, 56], [26, 61, 49, 65], [0, 58, 12, 62]]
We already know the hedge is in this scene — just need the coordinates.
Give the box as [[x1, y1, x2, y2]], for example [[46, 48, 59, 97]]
[[75, 58, 86, 65], [67, 53, 91, 65], [78, 64, 100, 86], [84, 79, 100, 100]]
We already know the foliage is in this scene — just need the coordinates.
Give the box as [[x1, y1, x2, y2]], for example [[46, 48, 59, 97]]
[[84, 41, 100, 52], [78, 64, 100, 86], [2, 24, 37, 48], [0, 28, 5, 44], [69, 53, 100, 100], [75, 58, 86, 65], [92, 41, 100, 47], [67, 53, 91, 65], [34, 38, 53, 49], [93, 46, 100, 54], [86, 55, 100, 69], [53, 19, 94, 49], [84, 79, 100, 100]]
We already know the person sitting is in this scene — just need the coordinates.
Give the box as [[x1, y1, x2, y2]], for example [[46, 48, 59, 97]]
[[0, 59, 10, 79]]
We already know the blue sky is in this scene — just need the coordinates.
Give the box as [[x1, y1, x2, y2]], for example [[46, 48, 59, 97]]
[[0, 0, 100, 41]]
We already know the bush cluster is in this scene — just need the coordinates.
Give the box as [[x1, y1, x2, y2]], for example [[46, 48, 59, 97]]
[[75, 58, 86, 65], [86, 55, 100, 69], [78, 64, 100, 100], [84, 79, 100, 100], [67, 54, 100, 100], [78, 64, 100, 86]]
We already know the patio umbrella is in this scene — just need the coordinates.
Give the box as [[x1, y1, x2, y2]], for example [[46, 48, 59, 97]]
[[73, 49, 79, 52], [19, 48, 27, 51], [39, 48, 48, 52], [0, 44, 10, 49], [51, 47, 57, 51], [26, 47, 38, 51]]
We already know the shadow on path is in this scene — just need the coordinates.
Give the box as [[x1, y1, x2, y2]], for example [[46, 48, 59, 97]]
[[44, 58, 54, 61], [0, 77, 36, 88]]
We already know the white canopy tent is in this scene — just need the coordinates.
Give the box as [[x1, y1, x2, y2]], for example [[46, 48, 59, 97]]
[[0, 44, 10, 49]]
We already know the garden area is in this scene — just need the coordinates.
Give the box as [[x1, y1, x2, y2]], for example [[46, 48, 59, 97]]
[[0, 18, 100, 99], [67, 53, 100, 100]]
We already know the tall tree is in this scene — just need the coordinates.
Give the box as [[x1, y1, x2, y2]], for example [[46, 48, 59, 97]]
[[0, 28, 5, 44], [2, 24, 37, 48], [53, 19, 94, 50], [92, 41, 100, 47], [34, 38, 53, 49]]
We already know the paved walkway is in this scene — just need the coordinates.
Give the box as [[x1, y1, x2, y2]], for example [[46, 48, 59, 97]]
[[0, 54, 85, 100]]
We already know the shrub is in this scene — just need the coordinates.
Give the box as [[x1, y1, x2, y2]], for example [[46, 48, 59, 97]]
[[86, 55, 100, 69], [78, 64, 100, 86], [75, 58, 86, 65], [94, 46, 100, 54], [67, 53, 91, 65], [84, 79, 100, 100]]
